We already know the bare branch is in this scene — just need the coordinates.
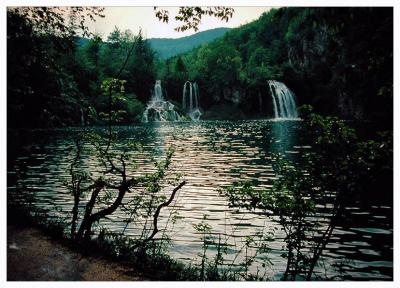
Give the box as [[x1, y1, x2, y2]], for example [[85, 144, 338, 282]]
[[135, 181, 186, 247]]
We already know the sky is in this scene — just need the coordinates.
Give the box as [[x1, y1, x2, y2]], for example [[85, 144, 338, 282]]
[[86, 7, 273, 39]]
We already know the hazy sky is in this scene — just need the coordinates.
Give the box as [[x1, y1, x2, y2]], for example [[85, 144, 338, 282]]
[[86, 7, 273, 39]]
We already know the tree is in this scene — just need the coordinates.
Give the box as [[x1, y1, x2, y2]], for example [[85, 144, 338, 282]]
[[126, 32, 157, 103], [222, 105, 392, 280], [8, 7, 104, 38], [69, 121, 185, 243], [173, 56, 187, 81], [174, 7, 392, 120], [72, 27, 156, 123], [246, 47, 282, 88], [194, 42, 243, 98], [154, 7, 234, 32], [7, 7, 105, 127], [69, 36, 185, 244], [74, 33, 104, 118]]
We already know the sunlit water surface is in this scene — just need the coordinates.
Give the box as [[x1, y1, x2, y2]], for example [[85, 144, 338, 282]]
[[8, 120, 393, 280]]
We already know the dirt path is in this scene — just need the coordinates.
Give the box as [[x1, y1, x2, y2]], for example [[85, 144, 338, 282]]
[[7, 225, 147, 281]]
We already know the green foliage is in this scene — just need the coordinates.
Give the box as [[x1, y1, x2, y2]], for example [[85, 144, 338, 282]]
[[68, 121, 185, 242], [161, 7, 289, 111], [164, 7, 392, 121], [8, 7, 392, 125], [247, 47, 282, 87], [189, 213, 274, 281], [8, 7, 104, 38], [154, 7, 234, 32], [182, 42, 244, 99], [8, 8, 156, 128], [77, 28, 156, 123], [123, 94, 145, 122], [7, 7, 106, 128], [222, 106, 393, 280]]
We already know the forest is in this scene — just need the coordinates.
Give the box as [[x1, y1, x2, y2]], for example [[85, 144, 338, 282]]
[[8, 7, 393, 127], [7, 6, 394, 282]]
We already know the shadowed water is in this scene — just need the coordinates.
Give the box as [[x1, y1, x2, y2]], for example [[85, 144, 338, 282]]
[[7, 120, 392, 280]]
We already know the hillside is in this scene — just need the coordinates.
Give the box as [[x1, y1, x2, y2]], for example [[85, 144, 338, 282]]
[[148, 27, 230, 59], [162, 8, 393, 122]]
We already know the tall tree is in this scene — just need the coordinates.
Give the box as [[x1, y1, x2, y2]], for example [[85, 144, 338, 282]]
[[7, 7, 104, 127]]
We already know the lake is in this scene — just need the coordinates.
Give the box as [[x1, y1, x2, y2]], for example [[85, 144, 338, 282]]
[[7, 120, 393, 280]]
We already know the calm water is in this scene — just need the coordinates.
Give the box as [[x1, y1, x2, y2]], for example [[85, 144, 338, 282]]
[[7, 120, 393, 280]]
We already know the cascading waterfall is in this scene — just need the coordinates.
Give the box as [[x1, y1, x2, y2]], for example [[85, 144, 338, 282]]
[[268, 80, 299, 119], [142, 80, 181, 122], [182, 81, 202, 120]]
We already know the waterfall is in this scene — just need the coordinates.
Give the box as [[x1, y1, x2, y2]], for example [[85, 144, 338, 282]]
[[142, 80, 181, 122], [80, 107, 85, 126], [182, 84, 186, 113], [268, 80, 298, 119], [182, 81, 202, 121], [154, 80, 163, 101]]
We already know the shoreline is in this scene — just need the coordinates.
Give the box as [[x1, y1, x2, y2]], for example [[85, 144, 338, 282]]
[[7, 224, 148, 281]]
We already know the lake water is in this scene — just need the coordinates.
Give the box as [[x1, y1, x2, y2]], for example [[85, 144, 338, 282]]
[[7, 120, 393, 280]]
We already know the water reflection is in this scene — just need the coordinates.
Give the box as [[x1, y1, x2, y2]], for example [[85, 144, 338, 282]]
[[7, 120, 392, 280]]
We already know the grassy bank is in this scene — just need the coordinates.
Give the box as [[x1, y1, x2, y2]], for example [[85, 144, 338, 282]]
[[7, 204, 243, 281]]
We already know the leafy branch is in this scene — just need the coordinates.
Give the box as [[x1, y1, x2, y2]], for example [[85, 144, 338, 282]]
[[154, 7, 234, 32]]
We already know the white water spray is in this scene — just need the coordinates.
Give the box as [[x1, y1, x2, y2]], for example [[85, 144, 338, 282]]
[[268, 80, 298, 119], [182, 81, 202, 121], [142, 80, 181, 122]]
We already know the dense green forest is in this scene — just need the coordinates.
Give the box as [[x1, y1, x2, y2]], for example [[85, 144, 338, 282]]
[[163, 7, 393, 122], [8, 9, 154, 128], [8, 7, 393, 128]]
